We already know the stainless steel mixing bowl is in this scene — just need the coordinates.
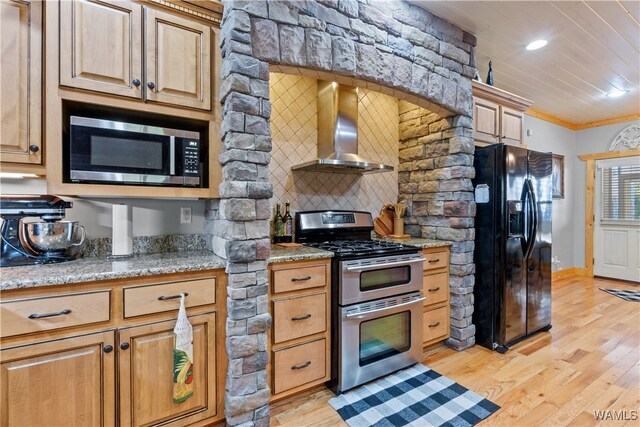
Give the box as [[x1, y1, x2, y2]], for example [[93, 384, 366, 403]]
[[21, 221, 86, 253]]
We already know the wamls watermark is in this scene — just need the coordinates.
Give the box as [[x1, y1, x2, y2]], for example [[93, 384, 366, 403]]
[[593, 410, 638, 421]]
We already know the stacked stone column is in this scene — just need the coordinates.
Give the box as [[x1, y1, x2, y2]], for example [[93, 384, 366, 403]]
[[214, 1, 273, 426], [398, 103, 476, 350]]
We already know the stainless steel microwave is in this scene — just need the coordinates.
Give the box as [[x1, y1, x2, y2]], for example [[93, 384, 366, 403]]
[[68, 116, 201, 187]]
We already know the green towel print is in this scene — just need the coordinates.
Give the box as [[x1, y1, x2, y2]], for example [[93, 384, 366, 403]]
[[173, 349, 194, 403]]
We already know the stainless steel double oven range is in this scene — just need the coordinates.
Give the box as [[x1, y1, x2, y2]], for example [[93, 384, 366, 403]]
[[296, 210, 426, 394]]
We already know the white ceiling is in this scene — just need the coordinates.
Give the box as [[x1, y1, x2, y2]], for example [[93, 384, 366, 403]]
[[414, 1, 640, 126]]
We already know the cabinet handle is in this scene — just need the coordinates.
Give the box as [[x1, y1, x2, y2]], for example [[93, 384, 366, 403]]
[[495, 134, 500, 138], [103, 345, 113, 353], [28, 308, 71, 319], [291, 361, 311, 370], [428, 287, 440, 292], [147, 81, 155, 90], [121, 342, 130, 350], [502, 135, 506, 139], [428, 259, 440, 263], [291, 314, 311, 321], [29, 144, 39, 153], [291, 276, 311, 282], [132, 78, 141, 87], [428, 321, 441, 328], [158, 292, 188, 301]]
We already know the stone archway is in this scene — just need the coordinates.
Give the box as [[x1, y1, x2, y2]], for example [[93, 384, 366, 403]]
[[211, 1, 477, 425]]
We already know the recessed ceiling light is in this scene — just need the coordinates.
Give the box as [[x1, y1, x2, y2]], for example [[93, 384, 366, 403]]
[[606, 89, 628, 98], [526, 40, 548, 50]]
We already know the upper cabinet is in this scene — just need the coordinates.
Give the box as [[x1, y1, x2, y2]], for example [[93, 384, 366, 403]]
[[60, 0, 142, 99], [145, 7, 211, 110], [472, 81, 533, 147], [60, 0, 211, 111], [0, 0, 42, 165]]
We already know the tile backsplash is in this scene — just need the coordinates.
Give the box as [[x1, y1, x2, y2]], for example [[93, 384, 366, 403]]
[[269, 73, 399, 216]]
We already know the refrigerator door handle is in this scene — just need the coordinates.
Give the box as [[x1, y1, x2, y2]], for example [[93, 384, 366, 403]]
[[524, 179, 538, 260]]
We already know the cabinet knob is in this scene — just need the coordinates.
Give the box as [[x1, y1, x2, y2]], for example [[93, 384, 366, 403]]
[[103, 345, 113, 353], [120, 342, 130, 350], [502, 135, 507, 139], [132, 78, 141, 87], [29, 144, 39, 153], [147, 81, 155, 90], [495, 134, 500, 138]]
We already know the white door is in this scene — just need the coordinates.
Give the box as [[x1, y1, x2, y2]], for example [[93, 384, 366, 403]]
[[594, 156, 640, 282]]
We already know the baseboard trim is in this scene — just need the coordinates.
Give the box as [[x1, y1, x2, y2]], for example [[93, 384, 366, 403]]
[[552, 267, 578, 281]]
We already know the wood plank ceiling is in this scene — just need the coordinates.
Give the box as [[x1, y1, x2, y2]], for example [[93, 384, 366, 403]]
[[412, 1, 640, 127]]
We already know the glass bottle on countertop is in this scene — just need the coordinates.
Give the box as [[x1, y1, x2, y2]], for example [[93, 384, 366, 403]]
[[283, 202, 293, 243], [274, 204, 284, 243]]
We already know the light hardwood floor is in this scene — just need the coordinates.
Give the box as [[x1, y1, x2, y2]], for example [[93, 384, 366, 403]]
[[270, 276, 640, 426]]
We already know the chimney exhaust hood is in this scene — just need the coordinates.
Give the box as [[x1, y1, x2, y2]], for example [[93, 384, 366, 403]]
[[291, 81, 394, 174]]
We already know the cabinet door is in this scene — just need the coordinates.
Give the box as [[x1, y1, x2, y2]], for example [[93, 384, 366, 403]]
[[0, 0, 42, 164], [0, 331, 116, 427], [501, 106, 524, 145], [144, 7, 212, 110], [60, 0, 142, 98], [473, 97, 499, 145], [118, 312, 217, 427]]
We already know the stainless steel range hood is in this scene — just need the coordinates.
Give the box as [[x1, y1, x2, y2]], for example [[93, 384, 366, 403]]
[[291, 81, 394, 174]]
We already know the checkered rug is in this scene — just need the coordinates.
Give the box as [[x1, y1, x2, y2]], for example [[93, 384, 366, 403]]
[[600, 288, 640, 302], [328, 364, 500, 427]]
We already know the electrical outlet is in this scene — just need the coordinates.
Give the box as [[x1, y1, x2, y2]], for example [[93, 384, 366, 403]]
[[180, 207, 192, 224]]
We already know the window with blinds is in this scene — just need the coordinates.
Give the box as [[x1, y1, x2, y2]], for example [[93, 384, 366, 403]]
[[600, 164, 640, 223]]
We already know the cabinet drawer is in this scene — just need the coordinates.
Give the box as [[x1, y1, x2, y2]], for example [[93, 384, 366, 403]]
[[423, 251, 449, 271], [1, 291, 110, 337], [423, 272, 448, 305], [273, 293, 326, 344], [272, 264, 326, 293], [123, 278, 215, 318], [423, 306, 449, 343], [273, 339, 326, 395]]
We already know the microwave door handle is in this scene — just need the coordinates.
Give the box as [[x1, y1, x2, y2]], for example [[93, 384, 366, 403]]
[[169, 136, 176, 176], [345, 297, 425, 320], [345, 258, 426, 272]]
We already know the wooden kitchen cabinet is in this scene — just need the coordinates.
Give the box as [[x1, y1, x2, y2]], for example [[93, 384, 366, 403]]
[[0, 270, 226, 427], [0, 0, 42, 166], [0, 330, 116, 427], [118, 313, 217, 427], [422, 246, 451, 348], [145, 7, 211, 110], [268, 258, 332, 401], [472, 81, 533, 147], [60, 0, 211, 111]]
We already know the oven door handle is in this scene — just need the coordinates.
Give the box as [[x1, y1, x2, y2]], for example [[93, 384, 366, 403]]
[[345, 258, 426, 272], [345, 297, 425, 319]]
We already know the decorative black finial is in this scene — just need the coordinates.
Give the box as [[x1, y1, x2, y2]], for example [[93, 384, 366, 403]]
[[486, 61, 494, 86]]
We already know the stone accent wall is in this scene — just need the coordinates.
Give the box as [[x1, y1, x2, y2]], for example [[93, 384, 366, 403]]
[[215, 0, 477, 425], [398, 101, 476, 350]]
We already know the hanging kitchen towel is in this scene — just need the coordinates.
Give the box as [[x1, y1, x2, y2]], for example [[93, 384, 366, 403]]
[[173, 293, 194, 403]]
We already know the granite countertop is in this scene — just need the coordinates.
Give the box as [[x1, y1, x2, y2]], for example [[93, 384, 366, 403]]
[[0, 250, 226, 291], [268, 245, 334, 263], [376, 237, 453, 248]]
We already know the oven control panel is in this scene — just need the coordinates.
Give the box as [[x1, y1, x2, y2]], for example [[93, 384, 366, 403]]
[[322, 213, 355, 224]]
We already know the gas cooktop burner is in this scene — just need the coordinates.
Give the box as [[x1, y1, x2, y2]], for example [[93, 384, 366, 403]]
[[305, 240, 404, 253]]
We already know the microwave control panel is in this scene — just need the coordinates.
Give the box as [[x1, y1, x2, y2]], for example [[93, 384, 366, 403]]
[[182, 139, 200, 176]]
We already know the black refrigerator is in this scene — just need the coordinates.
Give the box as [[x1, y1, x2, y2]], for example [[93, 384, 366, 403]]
[[473, 144, 552, 353]]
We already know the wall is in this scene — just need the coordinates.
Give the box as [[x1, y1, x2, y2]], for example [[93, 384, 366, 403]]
[[269, 72, 399, 213], [0, 177, 207, 238], [523, 116, 640, 269], [523, 115, 576, 269], [573, 119, 640, 267]]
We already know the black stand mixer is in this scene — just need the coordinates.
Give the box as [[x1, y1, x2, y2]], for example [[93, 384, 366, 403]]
[[1, 195, 85, 267]]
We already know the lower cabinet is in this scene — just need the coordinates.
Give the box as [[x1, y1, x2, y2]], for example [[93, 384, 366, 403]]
[[0, 330, 116, 426], [0, 270, 224, 427], [119, 313, 217, 427], [422, 247, 451, 347], [268, 258, 332, 401]]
